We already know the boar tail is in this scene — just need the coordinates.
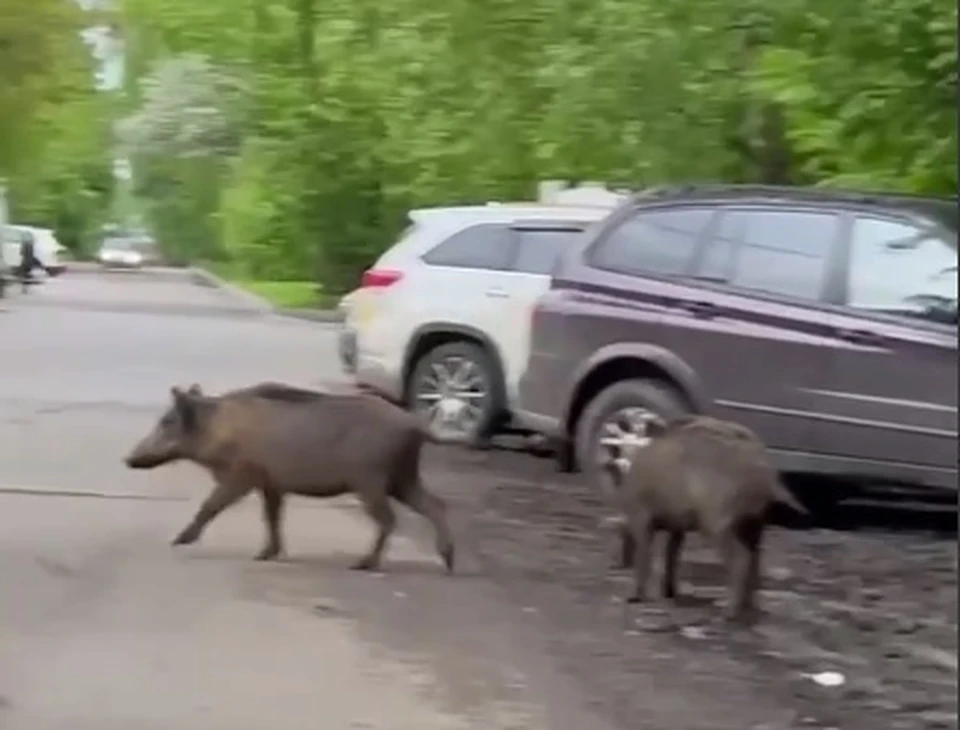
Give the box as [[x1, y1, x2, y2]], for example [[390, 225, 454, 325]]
[[772, 479, 808, 515]]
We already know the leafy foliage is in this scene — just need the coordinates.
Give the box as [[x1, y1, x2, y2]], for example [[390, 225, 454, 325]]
[[112, 0, 956, 291], [0, 0, 114, 253]]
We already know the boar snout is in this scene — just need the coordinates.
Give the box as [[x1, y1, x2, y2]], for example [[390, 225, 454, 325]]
[[125, 450, 156, 469], [125, 433, 178, 469], [124, 447, 165, 470]]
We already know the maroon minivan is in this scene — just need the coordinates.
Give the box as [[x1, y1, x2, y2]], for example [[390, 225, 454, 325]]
[[516, 185, 957, 496]]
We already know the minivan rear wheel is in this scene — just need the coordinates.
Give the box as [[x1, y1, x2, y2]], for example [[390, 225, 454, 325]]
[[574, 378, 690, 493], [408, 340, 501, 446]]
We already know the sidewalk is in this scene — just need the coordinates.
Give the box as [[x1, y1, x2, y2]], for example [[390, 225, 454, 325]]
[[0, 493, 616, 730]]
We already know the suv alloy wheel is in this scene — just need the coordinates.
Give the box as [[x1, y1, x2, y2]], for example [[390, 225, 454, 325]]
[[408, 340, 502, 445]]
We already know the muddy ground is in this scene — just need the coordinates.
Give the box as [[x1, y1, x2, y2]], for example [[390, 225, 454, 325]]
[[425, 442, 957, 730]]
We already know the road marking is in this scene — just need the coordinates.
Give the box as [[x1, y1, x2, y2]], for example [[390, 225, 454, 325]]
[[0, 486, 188, 502]]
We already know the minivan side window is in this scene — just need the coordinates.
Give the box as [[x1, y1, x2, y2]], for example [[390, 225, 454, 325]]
[[846, 216, 958, 324], [422, 223, 514, 270], [512, 228, 584, 274], [589, 207, 714, 277], [700, 209, 839, 301]]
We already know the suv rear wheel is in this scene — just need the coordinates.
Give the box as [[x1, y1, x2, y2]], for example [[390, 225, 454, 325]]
[[574, 378, 690, 491], [408, 340, 501, 445]]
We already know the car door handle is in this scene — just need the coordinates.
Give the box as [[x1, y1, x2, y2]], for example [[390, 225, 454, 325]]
[[836, 328, 886, 346], [485, 288, 509, 299], [682, 300, 718, 318]]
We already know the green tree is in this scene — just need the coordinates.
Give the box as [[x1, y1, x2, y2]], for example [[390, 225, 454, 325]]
[[115, 0, 957, 291], [0, 0, 114, 253]]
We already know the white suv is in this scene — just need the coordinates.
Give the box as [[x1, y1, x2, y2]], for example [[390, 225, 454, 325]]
[[339, 202, 616, 444]]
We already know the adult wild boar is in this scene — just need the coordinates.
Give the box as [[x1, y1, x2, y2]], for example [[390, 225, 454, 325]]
[[604, 414, 806, 622], [124, 382, 455, 573]]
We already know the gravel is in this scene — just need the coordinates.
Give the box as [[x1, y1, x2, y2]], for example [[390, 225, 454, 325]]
[[425, 442, 957, 730]]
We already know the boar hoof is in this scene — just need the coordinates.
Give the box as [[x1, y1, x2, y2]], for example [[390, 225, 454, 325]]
[[254, 547, 281, 561], [724, 606, 757, 626], [625, 592, 645, 605], [441, 546, 455, 574], [171, 528, 200, 546], [350, 556, 380, 571]]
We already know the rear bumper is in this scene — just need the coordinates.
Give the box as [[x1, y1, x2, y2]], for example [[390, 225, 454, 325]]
[[353, 354, 405, 403], [515, 350, 573, 438]]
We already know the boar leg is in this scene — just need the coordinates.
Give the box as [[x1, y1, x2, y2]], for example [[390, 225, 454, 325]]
[[397, 481, 455, 573], [661, 529, 685, 599], [352, 492, 396, 571], [625, 512, 655, 604], [254, 489, 286, 561], [616, 521, 635, 570], [173, 479, 252, 547], [739, 519, 765, 615], [720, 518, 764, 622]]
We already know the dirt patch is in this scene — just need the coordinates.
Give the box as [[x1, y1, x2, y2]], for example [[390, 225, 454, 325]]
[[424, 443, 957, 730]]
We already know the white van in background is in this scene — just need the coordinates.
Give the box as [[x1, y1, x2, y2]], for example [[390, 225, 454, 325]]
[[2, 225, 69, 276]]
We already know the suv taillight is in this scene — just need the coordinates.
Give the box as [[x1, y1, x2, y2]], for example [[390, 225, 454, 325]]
[[360, 268, 404, 289]]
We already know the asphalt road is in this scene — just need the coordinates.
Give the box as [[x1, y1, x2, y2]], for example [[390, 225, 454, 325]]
[[2, 269, 955, 730], [0, 269, 617, 730]]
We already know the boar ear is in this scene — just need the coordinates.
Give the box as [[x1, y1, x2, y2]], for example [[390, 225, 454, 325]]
[[186, 383, 203, 397], [170, 385, 196, 407], [172, 388, 199, 429]]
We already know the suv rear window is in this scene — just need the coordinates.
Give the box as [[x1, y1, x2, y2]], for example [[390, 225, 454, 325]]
[[512, 228, 585, 274], [421, 223, 513, 270], [589, 207, 713, 277]]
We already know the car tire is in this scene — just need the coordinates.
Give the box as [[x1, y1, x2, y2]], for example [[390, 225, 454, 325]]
[[407, 340, 503, 447], [573, 378, 691, 489]]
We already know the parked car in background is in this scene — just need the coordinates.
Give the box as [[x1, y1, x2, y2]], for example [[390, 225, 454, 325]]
[[338, 201, 618, 444], [0, 225, 16, 292], [0, 234, 10, 297], [516, 185, 958, 495], [97, 235, 158, 269], [2, 225, 68, 277]]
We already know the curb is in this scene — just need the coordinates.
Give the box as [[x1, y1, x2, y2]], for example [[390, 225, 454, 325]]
[[187, 266, 273, 313], [188, 266, 344, 323], [274, 307, 345, 324]]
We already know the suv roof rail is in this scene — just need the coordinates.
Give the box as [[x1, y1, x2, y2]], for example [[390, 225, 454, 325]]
[[628, 183, 956, 207]]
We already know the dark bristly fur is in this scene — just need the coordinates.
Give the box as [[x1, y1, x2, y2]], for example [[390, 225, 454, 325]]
[[605, 415, 806, 623], [124, 382, 455, 573]]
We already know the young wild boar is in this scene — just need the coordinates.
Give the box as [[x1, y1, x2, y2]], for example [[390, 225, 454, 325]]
[[604, 414, 806, 622], [124, 382, 455, 573]]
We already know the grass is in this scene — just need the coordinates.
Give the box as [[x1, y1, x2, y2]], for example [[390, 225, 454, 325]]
[[231, 279, 323, 309], [197, 260, 340, 310]]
